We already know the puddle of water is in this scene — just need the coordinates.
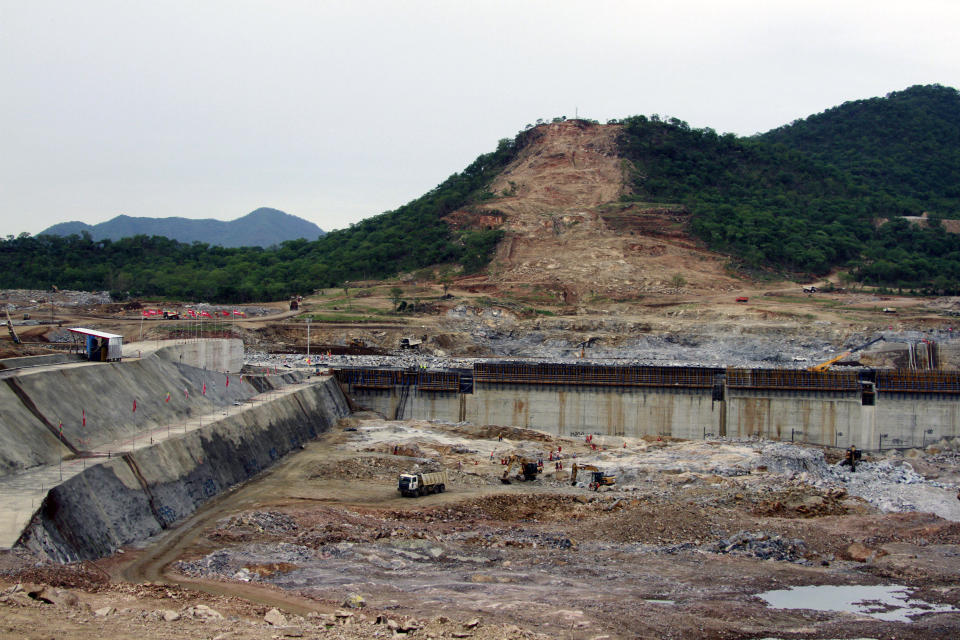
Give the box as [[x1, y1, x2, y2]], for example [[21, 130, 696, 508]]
[[758, 584, 959, 622]]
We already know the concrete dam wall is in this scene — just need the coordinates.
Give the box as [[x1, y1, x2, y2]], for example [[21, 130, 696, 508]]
[[15, 377, 349, 562], [335, 364, 960, 451]]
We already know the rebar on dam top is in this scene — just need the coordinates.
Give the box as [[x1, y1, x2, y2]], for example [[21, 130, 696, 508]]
[[335, 362, 960, 396], [473, 362, 722, 388]]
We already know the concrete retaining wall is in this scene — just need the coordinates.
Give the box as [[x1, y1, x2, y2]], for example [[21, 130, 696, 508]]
[[470, 384, 721, 439], [16, 377, 350, 562], [725, 390, 862, 445], [151, 338, 244, 373], [347, 384, 722, 439]]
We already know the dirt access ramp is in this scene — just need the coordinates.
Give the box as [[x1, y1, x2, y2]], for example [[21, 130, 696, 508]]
[[447, 120, 739, 302]]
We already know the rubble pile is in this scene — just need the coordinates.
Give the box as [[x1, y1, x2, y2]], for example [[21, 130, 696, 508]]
[[0, 289, 112, 310], [175, 541, 314, 581]]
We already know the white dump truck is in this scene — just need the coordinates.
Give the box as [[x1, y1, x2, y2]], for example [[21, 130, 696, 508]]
[[398, 469, 448, 497]]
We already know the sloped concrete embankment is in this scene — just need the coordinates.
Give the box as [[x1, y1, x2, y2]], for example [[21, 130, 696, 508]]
[[15, 376, 350, 562], [0, 353, 257, 476]]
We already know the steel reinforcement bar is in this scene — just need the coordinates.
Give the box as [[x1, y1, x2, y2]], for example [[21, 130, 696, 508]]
[[473, 362, 721, 388], [877, 370, 960, 394], [333, 368, 461, 392], [725, 368, 858, 391]]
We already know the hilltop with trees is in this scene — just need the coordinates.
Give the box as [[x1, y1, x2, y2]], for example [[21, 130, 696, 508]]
[[2, 84, 959, 301]]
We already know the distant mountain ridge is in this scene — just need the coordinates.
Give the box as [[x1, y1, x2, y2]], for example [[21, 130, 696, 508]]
[[39, 207, 325, 247]]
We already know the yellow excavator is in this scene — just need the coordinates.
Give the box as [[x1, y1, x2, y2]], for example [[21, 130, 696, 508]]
[[570, 463, 616, 491], [807, 336, 883, 372], [501, 455, 540, 484]]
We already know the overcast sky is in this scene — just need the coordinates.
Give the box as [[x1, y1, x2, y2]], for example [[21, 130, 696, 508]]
[[2, 0, 958, 237]]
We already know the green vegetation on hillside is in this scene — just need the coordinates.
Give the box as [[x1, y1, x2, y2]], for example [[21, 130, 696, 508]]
[[618, 114, 873, 273], [618, 84, 960, 290], [758, 84, 960, 214], [0, 137, 519, 301]]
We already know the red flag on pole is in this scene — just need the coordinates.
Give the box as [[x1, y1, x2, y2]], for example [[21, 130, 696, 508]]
[[184, 387, 189, 399], [165, 391, 171, 403], [82, 409, 86, 427], [59, 420, 62, 436], [202, 382, 206, 395], [225, 375, 229, 387], [132, 399, 137, 413]]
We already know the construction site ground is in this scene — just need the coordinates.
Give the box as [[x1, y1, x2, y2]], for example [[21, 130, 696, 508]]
[[3, 414, 960, 639]]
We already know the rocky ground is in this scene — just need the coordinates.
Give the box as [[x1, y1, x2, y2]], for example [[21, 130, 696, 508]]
[[4, 417, 960, 639]]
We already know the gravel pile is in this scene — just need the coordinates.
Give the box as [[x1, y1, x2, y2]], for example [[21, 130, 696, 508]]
[[703, 530, 809, 563]]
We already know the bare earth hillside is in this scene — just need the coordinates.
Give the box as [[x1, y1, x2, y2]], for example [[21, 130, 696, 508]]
[[449, 120, 740, 303]]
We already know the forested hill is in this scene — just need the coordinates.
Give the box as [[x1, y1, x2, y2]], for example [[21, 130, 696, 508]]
[[757, 84, 960, 215], [0, 138, 519, 301], [617, 83, 960, 290], [40, 207, 325, 248]]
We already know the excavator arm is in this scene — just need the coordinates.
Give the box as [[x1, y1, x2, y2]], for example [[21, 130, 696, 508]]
[[5, 309, 21, 345], [807, 336, 884, 372], [570, 463, 598, 484], [501, 456, 517, 482]]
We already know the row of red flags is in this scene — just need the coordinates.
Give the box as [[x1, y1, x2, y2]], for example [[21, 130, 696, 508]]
[[141, 309, 246, 318]]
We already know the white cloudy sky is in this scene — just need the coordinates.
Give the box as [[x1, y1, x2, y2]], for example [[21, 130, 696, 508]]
[[1, 0, 957, 237]]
